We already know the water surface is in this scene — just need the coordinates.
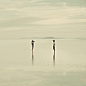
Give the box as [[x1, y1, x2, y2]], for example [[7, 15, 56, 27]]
[[0, 39, 86, 86]]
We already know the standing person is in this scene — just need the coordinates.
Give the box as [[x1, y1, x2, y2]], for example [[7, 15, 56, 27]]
[[31, 40, 35, 52], [53, 40, 55, 53]]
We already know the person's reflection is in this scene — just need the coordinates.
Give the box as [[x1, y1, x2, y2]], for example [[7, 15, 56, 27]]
[[32, 53, 34, 66], [53, 53, 55, 67]]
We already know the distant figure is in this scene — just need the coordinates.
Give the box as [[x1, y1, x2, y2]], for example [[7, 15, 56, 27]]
[[53, 40, 55, 53], [31, 40, 35, 52]]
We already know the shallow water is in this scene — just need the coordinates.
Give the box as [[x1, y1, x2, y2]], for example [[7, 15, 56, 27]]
[[0, 39, 86, 86]]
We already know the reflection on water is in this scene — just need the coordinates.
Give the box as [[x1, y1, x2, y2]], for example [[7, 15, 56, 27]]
[[32, 53, 34, 66], [53, 53, 55, 67], [0, 39, 86, 86]]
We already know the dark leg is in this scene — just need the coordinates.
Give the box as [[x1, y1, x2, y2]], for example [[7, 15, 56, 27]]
[[32, 45, 34, 53], [54, 48, 55, 54], [32, 52, 34, 66], [53, 52, 55, 67]]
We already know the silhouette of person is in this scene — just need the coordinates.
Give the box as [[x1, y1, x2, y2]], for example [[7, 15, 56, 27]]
[[53, 40, 55, 53], [31, 40, 35, 52]]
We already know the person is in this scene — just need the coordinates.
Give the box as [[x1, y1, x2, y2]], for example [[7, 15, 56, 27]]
[[31, 40, 35, 52], [53, 40, 55, 53]]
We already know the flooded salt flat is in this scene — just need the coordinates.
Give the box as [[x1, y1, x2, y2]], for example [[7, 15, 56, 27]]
[[0, 39, 86, 86], [0, 0, 86, 85]]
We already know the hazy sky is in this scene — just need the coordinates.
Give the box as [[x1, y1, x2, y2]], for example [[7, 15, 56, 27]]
[[0, 0, 86, 39]]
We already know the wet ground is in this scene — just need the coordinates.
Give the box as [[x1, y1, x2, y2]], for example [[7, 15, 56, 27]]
[[0, 39, 86, 86]]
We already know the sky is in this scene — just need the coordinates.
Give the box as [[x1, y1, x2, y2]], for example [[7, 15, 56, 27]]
[[0, 0, 86, 39]]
